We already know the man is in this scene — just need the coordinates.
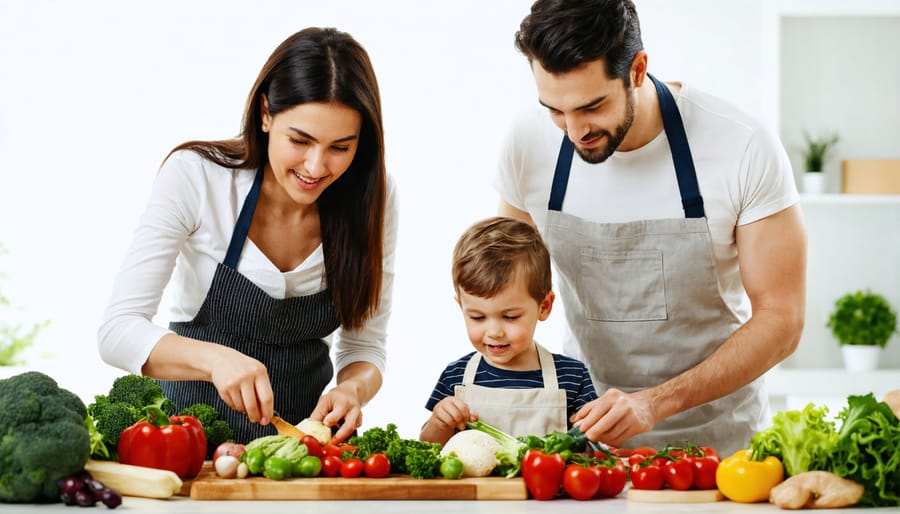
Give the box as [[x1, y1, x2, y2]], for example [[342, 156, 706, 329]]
[[495, 0, 806, 456]]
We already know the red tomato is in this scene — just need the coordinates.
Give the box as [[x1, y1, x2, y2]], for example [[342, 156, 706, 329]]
[[691, 456, 719, 490], [324, 444, 344, 459], [301, 435, 326, 459], [212, 442, 246, 463], [698, 446, 720, 462], [652, 457, 671, 468], [521, 450, 566, 501], [321, 455, 343, 477], [562, 464, 599, 500], [631, 447, 658, 458], [631, 465, 664, 490], [664, 458, 695, 491], [340, 458, 364, 478], [593, 464, 627, 498], [364, 453, 391, 478]]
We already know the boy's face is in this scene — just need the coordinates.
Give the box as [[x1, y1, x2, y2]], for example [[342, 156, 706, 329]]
[[456, 273, 554, 371]]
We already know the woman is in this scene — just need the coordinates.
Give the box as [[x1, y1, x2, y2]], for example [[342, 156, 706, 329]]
[[98, 27, 396, 444]]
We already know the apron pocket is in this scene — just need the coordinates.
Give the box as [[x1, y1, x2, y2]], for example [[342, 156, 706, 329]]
[[579, 248, 667, 321]]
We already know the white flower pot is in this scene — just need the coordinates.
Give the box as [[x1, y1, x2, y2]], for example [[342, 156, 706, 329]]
[[840, 345, 881, 372], [803, 172, 826, 194]]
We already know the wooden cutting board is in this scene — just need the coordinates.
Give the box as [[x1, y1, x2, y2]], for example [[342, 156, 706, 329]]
[[187, 467, 527, 500], [627, 488, 724, 503]]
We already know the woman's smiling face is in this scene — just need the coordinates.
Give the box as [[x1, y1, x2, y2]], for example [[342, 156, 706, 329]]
[[262, 100, 362, 205]]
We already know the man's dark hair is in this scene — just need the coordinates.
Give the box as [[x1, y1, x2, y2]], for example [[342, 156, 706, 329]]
[[515, 0, 644, 85]]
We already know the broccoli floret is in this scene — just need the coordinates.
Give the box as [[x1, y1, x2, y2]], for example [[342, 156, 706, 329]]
[[86, 374, 176, 460], [396, 439, 443, 479], [348, 422, 400, 459], [179, 403, 234, 459], [106, 374, 175, 412], [0, 371, 90, 503]]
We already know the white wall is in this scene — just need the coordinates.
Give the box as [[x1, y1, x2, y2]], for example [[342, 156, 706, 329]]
[[2, 0, 891, 439]]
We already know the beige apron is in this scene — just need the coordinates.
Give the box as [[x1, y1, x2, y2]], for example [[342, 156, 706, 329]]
[[541, 75, 766, 457], [454, 343, 568, 437]]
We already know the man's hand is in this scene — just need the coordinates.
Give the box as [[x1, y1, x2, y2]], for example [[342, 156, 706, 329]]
[[570, 388, 657, 447]]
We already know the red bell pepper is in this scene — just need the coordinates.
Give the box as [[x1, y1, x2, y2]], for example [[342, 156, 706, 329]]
[[118, 406, 207, 478], [521, 449, 566, 500]]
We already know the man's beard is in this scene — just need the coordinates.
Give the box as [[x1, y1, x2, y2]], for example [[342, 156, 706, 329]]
[[573, 91, 636, 164]]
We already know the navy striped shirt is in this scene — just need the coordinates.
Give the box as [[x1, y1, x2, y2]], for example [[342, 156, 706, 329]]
[[425, 351, 598, 424]]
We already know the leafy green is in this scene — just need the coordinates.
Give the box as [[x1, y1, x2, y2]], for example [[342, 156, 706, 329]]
[[749, 402, 836, 476], [825, 394, 900, 507], [750, 394, 900, 507], [348, 423, 443, 479]]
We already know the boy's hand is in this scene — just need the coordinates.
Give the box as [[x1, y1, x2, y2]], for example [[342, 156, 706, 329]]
[[420, 397, 478, 444], [432, 397, 477, 432]]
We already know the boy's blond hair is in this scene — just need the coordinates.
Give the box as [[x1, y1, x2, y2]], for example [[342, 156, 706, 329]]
[[452, 216, 552, 303]]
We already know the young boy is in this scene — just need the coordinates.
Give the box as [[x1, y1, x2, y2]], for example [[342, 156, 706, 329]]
[[420, 217, 598, 445]]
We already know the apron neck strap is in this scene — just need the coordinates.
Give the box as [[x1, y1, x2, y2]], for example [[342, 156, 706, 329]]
[[648, 73, 705, 218], [461, 343, 559, 390], [223, 165, 265, 269]]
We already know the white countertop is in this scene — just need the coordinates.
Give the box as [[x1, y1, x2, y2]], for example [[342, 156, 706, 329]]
[[3, 493, 897, 513]]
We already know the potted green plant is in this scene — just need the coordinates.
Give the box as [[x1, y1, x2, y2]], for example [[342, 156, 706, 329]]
[[0, 244, 49, 372], [800, 130, 839, 194], [827, 290, 898, 371]]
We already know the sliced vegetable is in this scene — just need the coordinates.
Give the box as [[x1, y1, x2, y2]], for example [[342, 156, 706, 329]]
[[296, 418, 332, 445]]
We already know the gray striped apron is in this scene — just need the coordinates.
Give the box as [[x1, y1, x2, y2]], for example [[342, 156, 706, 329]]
[[160, 166, 340, 444], [543, 74, 765, 456]]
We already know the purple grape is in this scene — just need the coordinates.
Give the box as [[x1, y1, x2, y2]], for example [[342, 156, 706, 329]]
[[85, 479, 106, 501], [59, 492, 78, 506], [100, 488, 122, 509], [58, 476, 84, 496], [74, 489, 96, 507]]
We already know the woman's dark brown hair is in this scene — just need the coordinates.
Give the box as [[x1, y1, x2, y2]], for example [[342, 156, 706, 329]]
[[166, 27, 386, 330]]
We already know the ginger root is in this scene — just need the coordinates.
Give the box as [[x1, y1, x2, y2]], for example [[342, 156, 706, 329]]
[[769, 471, 863, 509], [885, 389, 900, 418]]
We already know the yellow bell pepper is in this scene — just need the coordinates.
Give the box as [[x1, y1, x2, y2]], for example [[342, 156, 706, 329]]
[[716, 449, 784, 503]]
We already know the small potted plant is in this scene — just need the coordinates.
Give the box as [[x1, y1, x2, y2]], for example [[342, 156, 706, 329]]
[[827, 290, 897, 372], [0, 244, 49, 376], [800, 130, 839, 194]]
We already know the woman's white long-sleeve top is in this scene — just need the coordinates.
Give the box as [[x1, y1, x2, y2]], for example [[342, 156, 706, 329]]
[[98, 150, 397, 376]]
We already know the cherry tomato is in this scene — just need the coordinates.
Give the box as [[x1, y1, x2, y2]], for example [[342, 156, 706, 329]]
[[698, 446, 720, 462], [340, 458, 364, 478], [593, 463, 627, 498], [364, 453, 391, 478], [630, 447, 658, 458], [691, 456, 719, 490], [631, 465, 664, 490], [321, 455, 343, 477], [562, 463, 600, 500], [293, 455, 322, 477], [301, 435, 326, 459], [664, 458, 695, 491], [652, 457, 672, 468]]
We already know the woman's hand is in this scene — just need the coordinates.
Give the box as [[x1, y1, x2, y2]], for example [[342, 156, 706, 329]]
[[309, 383, 363, 443], [208, 348, 275, 426], [308, 361, 382, 443]]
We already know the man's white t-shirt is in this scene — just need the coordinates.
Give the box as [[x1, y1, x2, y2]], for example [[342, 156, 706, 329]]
[[494, 81, 799, 340]]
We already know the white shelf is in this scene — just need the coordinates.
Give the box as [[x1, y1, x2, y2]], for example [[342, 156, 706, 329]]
[[765, 367, 900, 398], [799, 193, 900, 204]]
